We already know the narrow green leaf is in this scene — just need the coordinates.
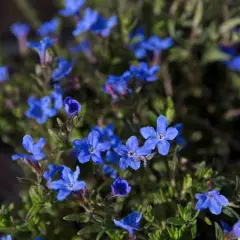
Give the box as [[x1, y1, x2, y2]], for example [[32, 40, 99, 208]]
[[214, 222, 224, 240], [63, 213, 90, 222], [77, 224, 102, 236], [96, 229, 105, 240], [167, 217, 185, 226]]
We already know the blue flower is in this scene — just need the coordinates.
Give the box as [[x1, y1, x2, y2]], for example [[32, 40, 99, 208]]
[[232, 220, 240, 238], [59, 0, 86, 16], [129, 27, 146, 59], [35, 237, 44, 240], [64, 96, 81, 116], [114, 211, 142, 237], [51, 86, 63, 111], [73, 131, 111, 165], [10, 23, 30, 38], [142, 35, 173, 53], [220, 221, 232, 234], [37, 18, 59, 37], [73, 8, 99, 36], [26, 96, 57, 124], [73, 8, 117, 37], [12, 135, 46, 161], [116, 136, 151, 170], [0, 66, 9, 82], [226, 56, 240, 71], [195, 190, 229, 215], [111, 177, 131, 197], [174, 123, 187, 150], [48, 166, 86, 201], [52, 58, 75, 81], [103, 71, 133, 100], [70, 39, 90, 53], [43, 164, 64, 184], [91, 15, 118, 37], [140, 115, 178, 156], [103, 165, 117, 179], [27, 37, 56, 67], [219, 44, 238, 57], [0, 235, 12, 240], [130, 62, 159, 82]]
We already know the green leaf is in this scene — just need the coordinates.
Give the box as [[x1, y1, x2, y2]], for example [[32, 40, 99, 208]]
[[214, 222, 224, 240], [193, 0, 203, 28], [96, 229, 105, 240], [202, 47, 230, 64], [167, 217, 185, 226], [204, 217, 212, 226], [63, 213, 90, 222], [220, 18, 240, 34], [77, 224, 102, 236], [223, 206, 240, 219]]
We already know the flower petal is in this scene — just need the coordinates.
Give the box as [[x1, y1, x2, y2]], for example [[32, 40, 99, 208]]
[[57, 189, 71, 201], [48, 180, 65, 190], [22, 135, 34, 153], [157, 115, 168, 134], [143, 136, 158, 150], [72, 181, 86, 191], [216, 195, 229, 206], [126, 136, 139, 151], [88, 131, 100, 148], [165, 127, 178, 140], [209, 198, 222, 215], [140, 127, 156, 139], [127, 158, 141, 170], [157, 140, 170, 156], [96, 142, 111, 152]]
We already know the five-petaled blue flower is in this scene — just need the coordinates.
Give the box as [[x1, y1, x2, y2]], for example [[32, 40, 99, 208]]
[[114, 211, 143, 237], [64, 96, 81, 116], [26, 96, 57, 124], [73, 131, 111, 165], [111, 177, 131, 197], [103, 71, 132, 101], [37, 18, 59, 37], [0, 235, 12, 240], [103, 165, 117, 179], [27, 37, 56, 67], [12, 135, 46, 161], [130, 62, 159, 82], [10, 23, 30, 38], [48, 166, 86, 201], [195, 190, 229, 215], [52, 57, 75, 81], [59, 0, 86, 16], [116, 136, 151, 170], [142, 35, 173, 54], [140, 115, 178, 156], [43, 164, 64, 184], [73, 8, 117, 37], [0, 66, 9, 82]]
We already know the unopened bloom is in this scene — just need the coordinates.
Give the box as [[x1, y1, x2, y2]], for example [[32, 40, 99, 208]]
[[59, 0, 86, 17], [0, 66, 9, 82], [12, 135, 46, 161], [73, 8, 117, 37], [130, 62, 159, 82], [114, 211, 142, 237], [140, 115, 178, 156], [64, 97, 81, 116], [26, 96, 57, 124], [37, 18, 59, 37], [48, 166, 86, 201], [52, 58, 75, 81], [73, 131, 111, 165], [111, 177, 131, 197], [195, 190, 229, 215], [27, 37, 56, 67], [43, 164, 64, 184], [116, 136, 151, 170]]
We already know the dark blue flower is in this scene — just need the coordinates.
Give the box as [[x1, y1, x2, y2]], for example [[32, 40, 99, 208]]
[[27, 37, 56, 67], [142, 35, 173, 53], [103, 165, 117, 179], [116, 136, 151, 170], [64, 96, 81, 116], [73, 130, 111, 165], [195, 190, 229, 215], [226, 56, 240, 71], [114, 211, 142, 237], [219, 44, 238, 57], [0, 66, 9, 82], [140, 115, 178, 156], [59, 0, 86, 16], [37, 18, 59, 37], [52, 58, 75, 81], [26, 96, 57, 124], [0, 235, 12, 240], [35, 237, 44, 240], [174, 123, 187, 150], [103, 71, 133, 100], [129, 27, 146, 59], [73, 8, 117, 37], [130, 62, 159, 82], [220, 220, 232, 234], [43, 164, 64, 184], [10, 23, 30, 38], [48, 166, 86, 201], [232, 220, 240, 238], [73, 8, 99, 36], [111, 177, 131, 197], [12, 135, 46, 161]]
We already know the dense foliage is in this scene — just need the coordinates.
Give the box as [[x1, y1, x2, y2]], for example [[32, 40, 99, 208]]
[[1, 0, 240, 239]]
